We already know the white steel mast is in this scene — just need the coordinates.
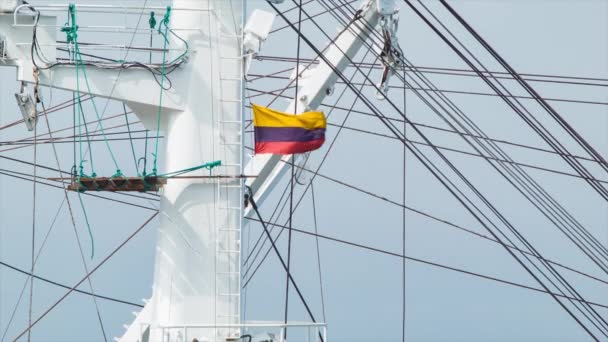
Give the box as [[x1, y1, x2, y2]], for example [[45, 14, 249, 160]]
[[0, 0, 400, 340]]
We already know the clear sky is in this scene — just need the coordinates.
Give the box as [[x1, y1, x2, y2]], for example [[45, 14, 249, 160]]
[[1, 0, 607, 341]]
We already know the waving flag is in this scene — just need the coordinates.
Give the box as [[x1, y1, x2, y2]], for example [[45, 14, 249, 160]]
[[252, 104, 327, 155]]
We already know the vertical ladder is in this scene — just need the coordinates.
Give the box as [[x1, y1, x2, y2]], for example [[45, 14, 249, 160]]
[[214, 4, 244, 341]]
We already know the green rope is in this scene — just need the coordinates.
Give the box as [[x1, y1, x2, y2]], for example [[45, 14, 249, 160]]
[[76, 48, 123, 177], [156, 160, 222, 178], [68, 5, 95, 178], [77, 99, 95, 177], [159, 7, 171, 34], [66, 3, 122, 178], [152, 6, 172, 176], [64, 4, 87, 178], [139, 160, 220, 193], [159, 8, 189, 66], [123, 103, 141, 176], [142, 175, 154, 192], [77, 192, 95, 259]]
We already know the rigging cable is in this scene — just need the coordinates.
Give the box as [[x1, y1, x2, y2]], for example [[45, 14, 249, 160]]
[[245, 187, 324, 342], [439, 0, 608, 173], [401, 65, 407, 342], [325, 0, 608, 332], [245, 216, 608, 310], [332, 0, 608, 288], [12, 213, 159, 341], [260, 2, 608, 304], [328, 0, 608, 265], [0, 261, 143, 308], [240, 152, 608, 292], [0, 96, 90, 133], [265, 2, 608, 336], [27, 84, 38, 342], [253, 55, 608, 88], [311, 182, 327, 322], [0, 197, 68, 342], [313, 121, 608, 184], [284, 0, 305, 334], [397, 0, 608, 278], [248, 73, 608, 106], [242, 49, 379, 282], [399, 0, 608, 264], [1, 133, 159, 147], [40, 99, 108, 340], [152, 7, 172, 176], [244, 100, 605, 169], [0, 111, 141, 153], [123, 103, 141, 176], [64, 4, 122, 179], [312, 104, 603, 164], [402, 0, 608, 203], [241, 38, 377, 273], [291, 157, 608, 285], [256, 0, 608, 284]]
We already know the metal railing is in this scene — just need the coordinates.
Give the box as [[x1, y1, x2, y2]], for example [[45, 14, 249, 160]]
[[140, 322, 328, 342]]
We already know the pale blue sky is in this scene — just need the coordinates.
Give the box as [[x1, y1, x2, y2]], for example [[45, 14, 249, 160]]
[[1, 1, 607, 341]]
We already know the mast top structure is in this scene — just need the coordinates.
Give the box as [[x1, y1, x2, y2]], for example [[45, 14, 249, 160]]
[[0, 0, 401, 340]]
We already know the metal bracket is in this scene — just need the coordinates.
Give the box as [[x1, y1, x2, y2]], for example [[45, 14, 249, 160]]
[[243, 9, 276, 75], [0, 34, 6, 59], [13, 3, 39, 27], [15, 82, 37, 131], [376, 6, 403, 100]]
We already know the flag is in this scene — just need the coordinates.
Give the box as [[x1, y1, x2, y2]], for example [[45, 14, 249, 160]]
[[252, 104, 327, 155]]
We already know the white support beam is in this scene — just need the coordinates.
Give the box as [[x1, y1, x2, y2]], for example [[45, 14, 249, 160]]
[[20, 66, 184, 111], [0, 14, 183, 111], [244, 0, 383, 208]]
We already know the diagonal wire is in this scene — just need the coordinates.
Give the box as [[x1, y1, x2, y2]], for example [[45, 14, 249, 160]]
[[242, 50, 379, 282], [265, 2, 608, 336], [11, 213, 159, 341], [41, 100, 108, 341], [245, 216, 608, 310]]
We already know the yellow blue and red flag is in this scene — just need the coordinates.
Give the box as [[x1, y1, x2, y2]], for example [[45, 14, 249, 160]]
[[252, 104, 327, 155]]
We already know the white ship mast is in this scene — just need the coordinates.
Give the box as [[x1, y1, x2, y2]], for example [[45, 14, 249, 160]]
[[0, 0, 400, 340]]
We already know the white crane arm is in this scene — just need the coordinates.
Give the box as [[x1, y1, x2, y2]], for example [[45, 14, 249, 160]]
[[244, 0, 396, 209]]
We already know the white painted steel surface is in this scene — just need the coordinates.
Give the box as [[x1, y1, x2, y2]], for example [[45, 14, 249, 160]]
[[121, 1, 245, 341]]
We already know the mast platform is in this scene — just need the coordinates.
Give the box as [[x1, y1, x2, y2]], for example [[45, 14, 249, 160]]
[[67, 176, 167, 192]]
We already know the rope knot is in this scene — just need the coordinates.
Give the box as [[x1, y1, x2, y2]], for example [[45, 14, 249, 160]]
[[149, 11, 157, 29], [163, 6, 172, 25]]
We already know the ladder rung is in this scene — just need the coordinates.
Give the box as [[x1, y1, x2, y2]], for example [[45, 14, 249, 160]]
[[216, 271, 240, 275], [220, 99, 243, 103], [218, 250, 240, 254], [220, 77, 242, 81], [221, 142, 241, 146], [218, 293, 241, 297], [220, 120, 242, 124], [217, 314, 240, 318]]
